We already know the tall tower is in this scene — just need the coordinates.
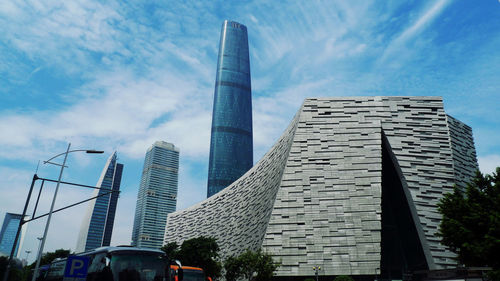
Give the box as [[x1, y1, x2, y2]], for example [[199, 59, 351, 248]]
[[132, 141, 179, 249], [76, 152, 123, 252], [0, 213, 28, 258], [207, 20, 253, 198]]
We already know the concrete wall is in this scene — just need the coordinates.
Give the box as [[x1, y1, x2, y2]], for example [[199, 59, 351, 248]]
[[164, 96, 478, 277]]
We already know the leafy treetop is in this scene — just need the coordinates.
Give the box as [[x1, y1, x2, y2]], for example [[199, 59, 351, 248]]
[[438, 168, 500, 271], [161, 237, 222, 279], [333, 276, 354, 281], [224, 249, 280, 281], [28, 249, 71, 268]]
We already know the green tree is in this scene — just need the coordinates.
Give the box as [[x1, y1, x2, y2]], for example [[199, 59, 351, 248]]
[[27, 249, 71, 268], [22, 248, 71, 280], [333, 276, 354, 281], [0, 256, 7, 277], [438, 168, 500, 276], [223, 256, 241, 281], [162, 237, 222, 279], [1, 256, 32, 281], [8, 268, 22, 281], [0, 256, 22, 281], [160, 242, 180, 260], [224, 249, 280, 281]]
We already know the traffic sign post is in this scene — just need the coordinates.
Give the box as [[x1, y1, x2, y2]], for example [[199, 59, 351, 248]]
[[63, 256, 90, 281]]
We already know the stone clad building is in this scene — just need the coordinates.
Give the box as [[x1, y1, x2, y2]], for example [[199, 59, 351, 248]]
[[164, 96, 478, 280]]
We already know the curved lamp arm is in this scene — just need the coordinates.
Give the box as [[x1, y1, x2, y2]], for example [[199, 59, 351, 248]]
[[44, 149, 104, 166]]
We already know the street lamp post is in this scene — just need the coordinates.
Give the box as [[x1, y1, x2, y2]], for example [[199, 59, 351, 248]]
[[313, 266, 321, 281], [30, 143, 103, 281], [36, 237, 42, 255]]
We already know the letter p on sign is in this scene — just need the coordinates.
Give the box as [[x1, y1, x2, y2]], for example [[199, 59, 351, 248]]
[[64, 256, 90, 278]]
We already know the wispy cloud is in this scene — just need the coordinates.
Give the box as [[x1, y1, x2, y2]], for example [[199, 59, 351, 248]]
[[1, 1, 124, 74], [0, 69, 212, 160], [0, 0, 221, 162], [478, 154, 500, 175], [1, 0, 499, 259], [379, 0, 451, 63]]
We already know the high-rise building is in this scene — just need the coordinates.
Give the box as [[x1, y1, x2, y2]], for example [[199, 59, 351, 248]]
[[0, 213, 28, 258], [76, 152, 123, 252], [132, 141, 179, 249], [207, 20, 253, 198], [165, 97, 478, 280]]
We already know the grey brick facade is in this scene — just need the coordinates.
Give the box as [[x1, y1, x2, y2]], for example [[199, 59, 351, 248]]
[[447, 115, 479, 190], [164, 96, 478, 278]]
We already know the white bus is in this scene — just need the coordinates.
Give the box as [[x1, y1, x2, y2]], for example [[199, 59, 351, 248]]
[[40, 246, 181, 281]]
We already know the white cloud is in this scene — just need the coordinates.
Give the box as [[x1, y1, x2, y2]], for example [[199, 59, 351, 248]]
[[110, 190, 136, 246], [248, 14, 258, 24], [478, 154, 500, 175], [379, 0, 451, 63], [0, 167, 105, 258], [0, 1, 221, 258], [177, 163, 208, 210], [1, 0, 499, 263], [401, 0, 449, 40], [0, 66, 214, 161], [0, 1, 124, 75]]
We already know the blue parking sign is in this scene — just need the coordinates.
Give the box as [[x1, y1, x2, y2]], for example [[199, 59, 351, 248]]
[[64, 256, 90, 278]]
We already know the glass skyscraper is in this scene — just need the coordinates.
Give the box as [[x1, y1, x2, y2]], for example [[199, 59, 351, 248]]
[[132, 141, 179, 249], [207, 20, 253, 198], [0, 213, 27, 258], [76, 152, 123, 252]]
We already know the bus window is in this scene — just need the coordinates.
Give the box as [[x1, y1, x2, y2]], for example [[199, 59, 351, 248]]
[[182, 269, 205, 281], [44, 260, 66, 281], [110, 252, 165, 281], [171, 266, 205, 281], [87, 253, 112, 281]]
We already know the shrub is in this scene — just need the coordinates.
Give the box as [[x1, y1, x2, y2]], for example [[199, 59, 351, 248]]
[[334, 275, 354, 281]]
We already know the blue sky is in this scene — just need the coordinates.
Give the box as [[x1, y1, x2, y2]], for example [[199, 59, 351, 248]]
[[1, 0, 499, 262]]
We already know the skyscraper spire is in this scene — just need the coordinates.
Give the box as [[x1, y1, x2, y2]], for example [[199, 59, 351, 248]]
[[207, 20, 253, 198], [76, 152, 123, 252]]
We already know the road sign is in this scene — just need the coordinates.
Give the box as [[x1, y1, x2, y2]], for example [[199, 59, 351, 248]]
[[64, 256, 90, 278]]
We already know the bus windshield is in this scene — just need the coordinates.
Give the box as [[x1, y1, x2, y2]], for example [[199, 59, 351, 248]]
[[183, 269, 205, 281], [110, 252, 166, 281]]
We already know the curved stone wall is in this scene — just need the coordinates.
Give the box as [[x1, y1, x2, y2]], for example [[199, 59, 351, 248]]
[[164, 96, 478, 278], [165, 111, 300, 257]]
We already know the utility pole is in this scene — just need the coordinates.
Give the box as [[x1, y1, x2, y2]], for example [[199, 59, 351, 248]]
[[2, 174, 38, 281]]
